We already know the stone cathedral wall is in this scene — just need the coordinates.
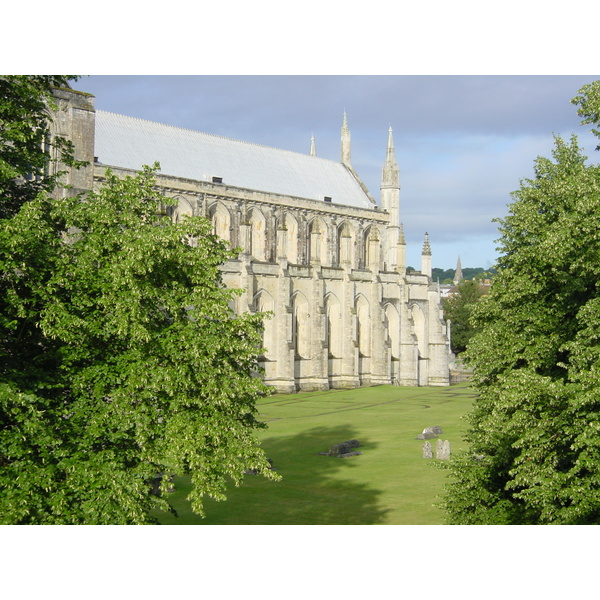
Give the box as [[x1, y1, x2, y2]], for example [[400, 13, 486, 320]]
[[53, 86, 451, 392], [93, 166, 450, 392]]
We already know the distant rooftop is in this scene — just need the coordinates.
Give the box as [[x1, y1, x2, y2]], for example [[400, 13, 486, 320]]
[[94, 111, 376, 210]]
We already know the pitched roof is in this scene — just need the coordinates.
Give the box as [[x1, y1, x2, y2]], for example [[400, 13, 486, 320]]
[[94, 111, 376, 210]]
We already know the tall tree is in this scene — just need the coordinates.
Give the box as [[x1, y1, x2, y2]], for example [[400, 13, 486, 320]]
[[1, 165, 277, 524], [442, 81, 600, 524], [441, 279, 486, 354], [0, 77, 276, 524]]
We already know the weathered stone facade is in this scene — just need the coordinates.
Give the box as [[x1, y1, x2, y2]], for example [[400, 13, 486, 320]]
[[51, 86, 451, 392]]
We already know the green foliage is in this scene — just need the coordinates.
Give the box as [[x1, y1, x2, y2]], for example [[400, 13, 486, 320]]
[[433, 266, 496, 282], [0, 76, 85, 219], [572, 80, 600, 150], [0, 165, 276, 524], [441, 279, 486, 354], [432, 267, 453, 281], [473, 270, 495, 281], [442, 80, 600, 524]]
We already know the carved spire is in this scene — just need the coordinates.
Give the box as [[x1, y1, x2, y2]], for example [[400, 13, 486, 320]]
[[310, 134, 317, 157], [381, 126, 399, 189], [341, 111, 351, 166], [381, 125, 401, 228], [386, 125, 395, 159], [422, 232, 432, 256], [453, 255, 463, 285], [421, 232, 432, 278], [399, 222, 405, 245]]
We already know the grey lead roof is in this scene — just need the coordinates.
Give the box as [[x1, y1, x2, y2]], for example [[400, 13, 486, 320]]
[[94, 111, 376, 210]]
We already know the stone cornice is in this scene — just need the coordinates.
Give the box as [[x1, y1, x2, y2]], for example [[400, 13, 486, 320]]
[[93, 163, 389, 224]]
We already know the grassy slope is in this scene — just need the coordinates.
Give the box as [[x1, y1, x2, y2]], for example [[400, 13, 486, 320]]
[[154, 383, 475, 525]]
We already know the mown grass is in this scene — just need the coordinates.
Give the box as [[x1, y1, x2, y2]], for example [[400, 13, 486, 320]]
[[153, 382, 475, 525]]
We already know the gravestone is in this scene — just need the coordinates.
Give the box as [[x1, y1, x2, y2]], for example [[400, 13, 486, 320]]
[[436, 439, 451, 460], [328, 439, 361, 456], [423, 441, 433, 459], [416, 426, 444, 440], [443, 440, 451, 459], [319, 440, 363, 457]]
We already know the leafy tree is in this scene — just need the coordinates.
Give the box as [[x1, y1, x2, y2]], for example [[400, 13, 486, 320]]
[[433, 267, 497, 284], [0, 75, 85, 219], [0, 77, 276, 523], [1, 166, 277, 524], [432, 267, 454, 282], [473, 270, 495, 282], [572, 81, 600, 150], [442, 81, 600, 524], [441, 279, 486, 354]]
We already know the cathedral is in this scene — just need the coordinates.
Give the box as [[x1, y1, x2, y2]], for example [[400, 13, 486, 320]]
[[50, 85, 451, 392]]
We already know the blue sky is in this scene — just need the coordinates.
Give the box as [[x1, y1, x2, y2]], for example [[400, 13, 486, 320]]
[[80, 75, 600, 270]]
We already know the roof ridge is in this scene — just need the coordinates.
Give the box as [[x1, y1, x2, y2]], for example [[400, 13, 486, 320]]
[[96, 109, 343, 166]]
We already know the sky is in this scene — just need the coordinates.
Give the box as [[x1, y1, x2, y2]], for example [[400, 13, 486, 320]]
[[80, 75, 600, 270]]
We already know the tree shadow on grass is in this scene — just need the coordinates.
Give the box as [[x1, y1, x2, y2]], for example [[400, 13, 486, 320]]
[[160, 424, 390, 525]]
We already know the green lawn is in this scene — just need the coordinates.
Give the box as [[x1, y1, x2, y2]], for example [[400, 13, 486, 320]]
[[154, 383, 475, 525]]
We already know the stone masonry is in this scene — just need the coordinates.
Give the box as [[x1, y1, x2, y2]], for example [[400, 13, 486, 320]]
[[50, 86, 452, 393]]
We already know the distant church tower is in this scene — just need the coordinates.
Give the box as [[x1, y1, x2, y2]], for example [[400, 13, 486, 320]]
[[453, 256, 463, 285]]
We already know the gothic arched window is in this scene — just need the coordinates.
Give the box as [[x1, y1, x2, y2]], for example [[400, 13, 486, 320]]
[[384, 303, 400, 360], [210, 202, 231, 243], [292, 292, 310, 359], [249, 208, 267, 261], [255, 290, 275, 360], [309, 217, 328, 266], [285, 212, 299, 264], [337, 221, 355, 267], [325, 293, 342, 358], [355, 295, 370, 358]]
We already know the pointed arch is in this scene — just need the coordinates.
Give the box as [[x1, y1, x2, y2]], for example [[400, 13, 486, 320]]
[[384, 302, 400, 360], [355, 294, 370, 358], [254, 290, 275, 360], [292, 291, 310, 359], [364, 225, 381, 270], [411, 303, 427, 358], [45, 116, 61, 179], [285, 211, 299, 264], [249, 207, 267, 261], [337, 220, 355, 267], [209, 202, 231, 243], [325, 293, 342, 359], [172, 197, 194, 224], [309, 216, 328, 265]]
